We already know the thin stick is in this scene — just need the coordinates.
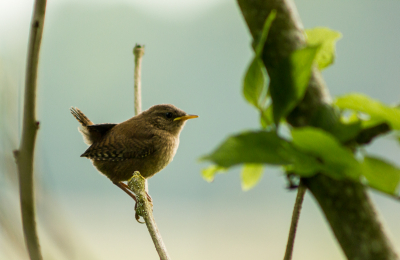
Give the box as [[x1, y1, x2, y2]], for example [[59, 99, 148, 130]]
[[128, 172, 171, 260], [14, 0, 47, 259], [132, 44, 168, 257], [133, 44, 144, 115], [133, 44, 148, 193], [283, 182, 306, 260]]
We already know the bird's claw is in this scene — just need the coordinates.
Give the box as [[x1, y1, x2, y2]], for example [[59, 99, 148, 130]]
[[134, 192, 153, 223], [134, 201, 145, 224], [128, 172, 154, 223]]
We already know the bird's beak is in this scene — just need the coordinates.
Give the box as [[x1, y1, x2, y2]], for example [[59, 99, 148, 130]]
[[174, 115, 198, 121]]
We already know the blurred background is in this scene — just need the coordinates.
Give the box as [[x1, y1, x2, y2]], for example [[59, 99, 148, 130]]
[[1, 0, 400, 259]]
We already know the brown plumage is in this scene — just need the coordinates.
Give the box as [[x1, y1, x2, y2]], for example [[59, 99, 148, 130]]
[[71, 104, 198, 183]]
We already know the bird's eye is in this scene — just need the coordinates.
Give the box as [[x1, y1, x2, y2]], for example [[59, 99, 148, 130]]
[[165, 112, 173, 118]]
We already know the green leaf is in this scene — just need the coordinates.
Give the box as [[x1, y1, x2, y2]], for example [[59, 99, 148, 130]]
[[335, 93, 400, 130], [254, 10, 277, 57], [200, 131, 294, 168], [243, 58, 268, 108], [260, 105, 274, 129], [243, 10, 276, 108], [361, 156, 400, 195], [305, 27, 342, 70], [201, 165, 226, 182], [270, 46, 319, 124], [243, 10, 276, 109], [291, 127, 361, 179], [241, 164, 264, 191]]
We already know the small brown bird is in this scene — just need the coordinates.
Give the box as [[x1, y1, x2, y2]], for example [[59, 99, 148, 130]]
[[70, 104, 198, 200]]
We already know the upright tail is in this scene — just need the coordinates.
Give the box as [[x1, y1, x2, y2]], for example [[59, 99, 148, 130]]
[[70, 107, 93, 126], [70, 107, 94, 145]]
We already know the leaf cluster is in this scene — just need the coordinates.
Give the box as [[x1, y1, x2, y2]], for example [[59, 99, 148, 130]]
[[201, 13, 400, 197]]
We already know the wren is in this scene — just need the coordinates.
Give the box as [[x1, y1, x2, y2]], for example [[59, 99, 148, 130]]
[[71, 104, 198, 200]]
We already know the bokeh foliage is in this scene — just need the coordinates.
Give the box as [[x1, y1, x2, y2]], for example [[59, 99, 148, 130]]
[[201, 13, 400, 198]]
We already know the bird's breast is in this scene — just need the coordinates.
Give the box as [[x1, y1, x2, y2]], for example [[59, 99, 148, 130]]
[[158, 136, 179, 166], [139, 135, 179, 178]]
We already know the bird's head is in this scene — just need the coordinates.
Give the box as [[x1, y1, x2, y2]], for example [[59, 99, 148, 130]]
[[142, 104, 198, 135]]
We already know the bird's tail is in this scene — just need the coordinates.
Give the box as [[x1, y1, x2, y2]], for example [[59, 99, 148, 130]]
[[70, 107, 95, 145], [70, 107, 93, 126]]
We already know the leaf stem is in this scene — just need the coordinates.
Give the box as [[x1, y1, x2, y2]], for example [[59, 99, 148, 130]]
[[14, 0, 47, 259]]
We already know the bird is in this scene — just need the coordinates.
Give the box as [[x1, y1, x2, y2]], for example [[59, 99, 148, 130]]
[[70, 104, 198, 203]]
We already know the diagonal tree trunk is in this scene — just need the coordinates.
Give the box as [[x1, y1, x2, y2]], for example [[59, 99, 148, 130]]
[[236, 0, 399, 259]]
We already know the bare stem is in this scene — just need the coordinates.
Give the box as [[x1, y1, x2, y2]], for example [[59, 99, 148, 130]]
[[14, 0, 47, 259], [128, 172, 171, 260], [283, 183, 306, 260], [133, 44, 148, 193], [132, 44, 169, 258], [133, 44, 144, 115]]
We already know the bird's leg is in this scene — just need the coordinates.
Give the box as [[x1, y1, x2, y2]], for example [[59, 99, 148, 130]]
[[117, 181, 152, 206], [113, 181, 137, 202], [146, 192, 153, 205], [114, 180, 152, 223]]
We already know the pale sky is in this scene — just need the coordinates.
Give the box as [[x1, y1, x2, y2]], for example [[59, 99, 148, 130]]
[[0, 0, 228, 56]]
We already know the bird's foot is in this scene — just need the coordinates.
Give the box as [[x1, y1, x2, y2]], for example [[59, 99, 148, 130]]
[[134, 200, 146, 224], [128, 171, 153, 223]]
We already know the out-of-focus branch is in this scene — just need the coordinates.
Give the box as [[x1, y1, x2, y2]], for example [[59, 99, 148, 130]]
[[353, 122, 390, 145], [283, 183, 306, 260], [237, 0, 399, 259], [303, 175, 398, 260], [128, 172, 171, 260], [13, 0, 47, 259]]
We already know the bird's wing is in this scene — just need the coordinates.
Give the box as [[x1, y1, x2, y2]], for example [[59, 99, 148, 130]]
[[80, 130, 156, 161], [87, 123, 117, 136]]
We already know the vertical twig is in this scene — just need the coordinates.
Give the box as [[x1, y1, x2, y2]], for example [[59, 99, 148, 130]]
[[133, 44, 147, 192], [14, 0, 47, 259], [133, 44, 144, 115], [132, 45, 170, 258], [128, 172, 171, 260], [283, 183, 306, 260]]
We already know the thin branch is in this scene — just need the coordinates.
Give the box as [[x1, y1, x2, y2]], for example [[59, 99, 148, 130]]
[[14, 0, 47, 259], [283, 182, 306, 260], [133, 44, 148, 193], [132, 44, 169, 258], [237, 0, 399, 259], [128, 172, 171, 260], [133, 44, 144, 115]]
